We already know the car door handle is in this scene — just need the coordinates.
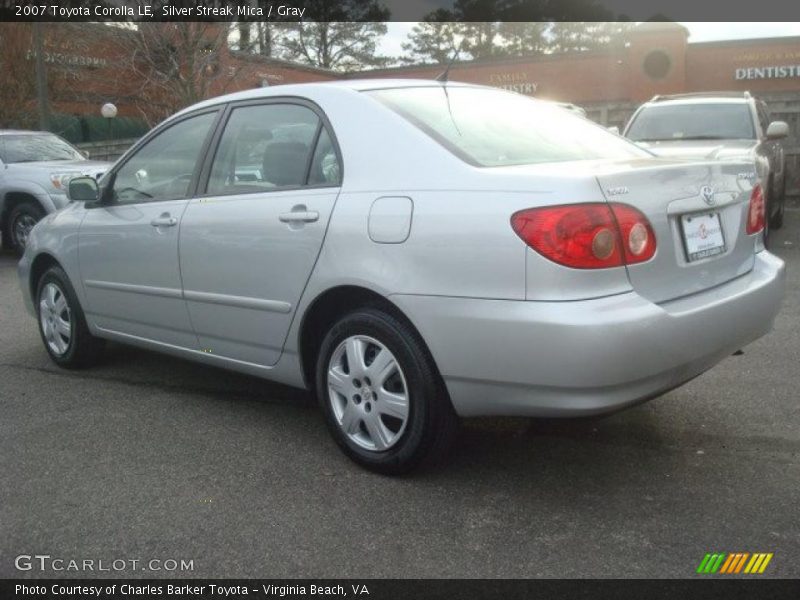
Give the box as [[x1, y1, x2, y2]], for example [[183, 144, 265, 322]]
[[150, 214, 178, 227], [279, 210, 319, 223]]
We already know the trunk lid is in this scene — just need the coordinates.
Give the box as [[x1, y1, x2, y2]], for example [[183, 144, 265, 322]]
[[595, 159, 759, 303]]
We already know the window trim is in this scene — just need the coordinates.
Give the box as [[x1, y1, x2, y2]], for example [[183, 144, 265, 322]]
[[195, 96, 344, 199], [97, 107, 223, 207], [755, 101, 771, 138]]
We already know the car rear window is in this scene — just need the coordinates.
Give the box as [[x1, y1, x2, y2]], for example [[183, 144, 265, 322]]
[[367, 86, 645, 167], [626, 103, 755, 141]]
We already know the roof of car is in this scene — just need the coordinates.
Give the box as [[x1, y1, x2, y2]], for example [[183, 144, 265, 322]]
[[645, 98, 751, 107], [174, 79, 482, 118], [0, 129, 48, 136], [644, 92, 753, 106]]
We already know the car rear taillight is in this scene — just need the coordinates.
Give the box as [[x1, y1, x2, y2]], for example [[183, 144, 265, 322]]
[[746, 184, 765, 235], [510, 203, 656, 269], [609, 203, 657, 264]]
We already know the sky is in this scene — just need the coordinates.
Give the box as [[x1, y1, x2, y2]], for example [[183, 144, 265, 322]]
[[378, 22, 800, 58]]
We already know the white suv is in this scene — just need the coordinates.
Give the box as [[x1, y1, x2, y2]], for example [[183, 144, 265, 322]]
[[0, 130, 109, 254], [624, 92, 789, 233]]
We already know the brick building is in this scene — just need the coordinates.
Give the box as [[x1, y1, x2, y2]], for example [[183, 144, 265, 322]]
[[0, 22, 337, 136], [8, 22, 800, 190], [15, 22, 800, 126], [358, 23, 800, 129]]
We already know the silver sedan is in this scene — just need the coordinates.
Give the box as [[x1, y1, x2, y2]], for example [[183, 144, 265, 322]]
[[18, 80, 785, 473]]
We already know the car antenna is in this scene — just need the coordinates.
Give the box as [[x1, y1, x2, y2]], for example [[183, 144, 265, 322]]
[[436, 41, 464, 83], [436, 41, 465, 136]]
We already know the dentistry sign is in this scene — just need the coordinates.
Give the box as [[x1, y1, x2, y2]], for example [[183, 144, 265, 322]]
[[735, 65, 800, 80], [733, 50, 800, 80], [488, 72, 538, 95]]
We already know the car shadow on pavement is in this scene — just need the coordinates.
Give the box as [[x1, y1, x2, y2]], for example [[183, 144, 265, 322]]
[[39, 335, 678, 486], [75, 341, 317, 408], [67, 337, 686, 481]]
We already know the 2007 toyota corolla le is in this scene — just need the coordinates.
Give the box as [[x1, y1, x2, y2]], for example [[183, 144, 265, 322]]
[[18, 80, 786, 473]]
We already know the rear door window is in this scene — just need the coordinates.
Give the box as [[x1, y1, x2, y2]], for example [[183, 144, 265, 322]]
[[308, 127, 341, 186], [207, 103, 332, 195]]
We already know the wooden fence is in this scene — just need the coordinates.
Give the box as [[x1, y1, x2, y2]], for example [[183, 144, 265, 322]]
[[76, 138, 138, 163]]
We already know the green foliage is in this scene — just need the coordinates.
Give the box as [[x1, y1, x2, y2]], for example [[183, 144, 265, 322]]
[[272, 0, 391, 71], [401, 0, 630, 64], [547, 22, 631, 53], [401, 11, 461, 65]]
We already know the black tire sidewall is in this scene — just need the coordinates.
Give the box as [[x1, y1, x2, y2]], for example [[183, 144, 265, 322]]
[[315, 309, 438, 474], [775, 175, 786, 227], [9, 202, 44, 254], [766, 175, 785, 232]]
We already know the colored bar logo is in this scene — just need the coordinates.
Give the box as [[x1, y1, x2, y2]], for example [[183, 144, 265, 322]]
[[697, 552, 773, 574]]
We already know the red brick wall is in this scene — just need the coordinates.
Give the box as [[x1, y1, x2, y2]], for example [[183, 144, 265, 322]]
[[21, 23, 800, 124], [357, 50, 632, 103], [687, 38, 800, 94], [356, 27, 800, 106], [625, 26, 688, 101]]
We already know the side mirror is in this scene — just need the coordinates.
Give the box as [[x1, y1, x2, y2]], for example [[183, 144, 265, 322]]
[[67, 176, 100, 203], [766, 121, 789, 140], [607, 126, 620, 135]]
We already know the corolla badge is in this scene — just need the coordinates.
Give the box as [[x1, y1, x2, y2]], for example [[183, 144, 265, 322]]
[[701, 185, 716, 206], [605, 186, 629, 196]]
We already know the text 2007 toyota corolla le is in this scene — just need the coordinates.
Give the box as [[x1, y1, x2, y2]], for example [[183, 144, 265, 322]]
[[18, 80, 785, 473]]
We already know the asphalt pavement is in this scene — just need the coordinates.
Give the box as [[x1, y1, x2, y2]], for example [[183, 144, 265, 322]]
[[1, 211, 798, 579]]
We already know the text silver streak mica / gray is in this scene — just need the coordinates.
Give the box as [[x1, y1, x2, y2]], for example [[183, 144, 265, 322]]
[[18, 80, 785, 423]]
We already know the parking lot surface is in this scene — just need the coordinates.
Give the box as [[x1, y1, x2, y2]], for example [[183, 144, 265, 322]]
[[1, 211, 798, 579]]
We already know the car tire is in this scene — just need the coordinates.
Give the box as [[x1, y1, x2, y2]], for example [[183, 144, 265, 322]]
[[315, 307, 459, 475], [768, 176, 785, 231], [7, 202, 44, 256], [36, 265, 104, 369]]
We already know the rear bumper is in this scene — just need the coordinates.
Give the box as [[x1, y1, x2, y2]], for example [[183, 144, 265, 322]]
[[391, 251, 785, 417]]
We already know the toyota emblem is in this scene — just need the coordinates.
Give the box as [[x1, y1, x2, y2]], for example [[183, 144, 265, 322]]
[[701, 185, 716, 206]]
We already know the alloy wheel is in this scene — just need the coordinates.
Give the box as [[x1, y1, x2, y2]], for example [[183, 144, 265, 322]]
[[13, 213, 38, 249], [327, 335, 410, 452], [39, 282, 72, 356]]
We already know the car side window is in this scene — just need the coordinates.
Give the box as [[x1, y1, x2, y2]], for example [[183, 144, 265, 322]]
[[308, 127, 342, 186], [207, 104, 324, 196], [111, 111, 217, 204]]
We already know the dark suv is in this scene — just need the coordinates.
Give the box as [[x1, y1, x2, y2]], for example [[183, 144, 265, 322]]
[[624, 92, 789, 231]]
